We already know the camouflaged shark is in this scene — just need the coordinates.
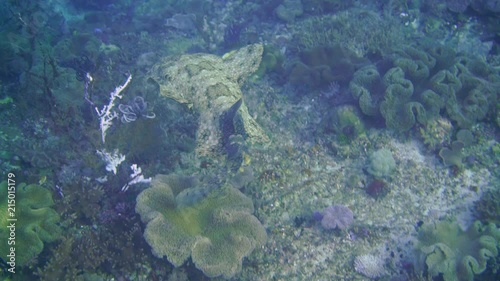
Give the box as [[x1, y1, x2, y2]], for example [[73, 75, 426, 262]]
[[148, 44, 269, 157]]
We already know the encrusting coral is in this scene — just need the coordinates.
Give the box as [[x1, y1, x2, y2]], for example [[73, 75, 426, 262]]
[[415, 220, 500, 281], [135, 174, 267, 279], [0, 181, 61, 266]]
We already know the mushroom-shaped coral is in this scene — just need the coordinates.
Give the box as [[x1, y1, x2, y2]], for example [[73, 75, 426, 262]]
[[415, 220, 500, 281], [135, 174, 267, 279], [319, 205, 354, 230], [439, 140, 465, 168], [0, 181, 61, 266]]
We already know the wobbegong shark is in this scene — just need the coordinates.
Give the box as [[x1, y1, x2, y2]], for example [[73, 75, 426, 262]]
[[148, 44, 269, 157]]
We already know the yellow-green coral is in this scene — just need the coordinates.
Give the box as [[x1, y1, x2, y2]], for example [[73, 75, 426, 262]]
[[135, 174, 266, 279], [416, 220, 500, 281], [0, 181, 61, 266], [333, 105, 365, 138]]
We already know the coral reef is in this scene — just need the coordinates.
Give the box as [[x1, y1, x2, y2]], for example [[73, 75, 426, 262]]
[[2, 1, 500, 280], [288, 44, 367, 91], [135, 174, 267, 279], [57, 182, 105, 224], [37, 179, 157, 280], [291, 9, 405, 57], [349, 45, 500, 131], [36, 220, 154, 281], [0, 181, 61, 266], [349, 65, 384, 117], [415, 220, 500, 281]]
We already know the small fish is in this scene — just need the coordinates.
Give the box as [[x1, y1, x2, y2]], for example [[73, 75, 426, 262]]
[[55, 185, 64, 198], [39, 175, 47, 185]]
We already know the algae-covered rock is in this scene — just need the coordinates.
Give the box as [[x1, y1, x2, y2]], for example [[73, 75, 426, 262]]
[[0, 181, 61, 266], [416, 220, 500, 281], [148, 44, 269, 157], [135, 174, 267, 279]]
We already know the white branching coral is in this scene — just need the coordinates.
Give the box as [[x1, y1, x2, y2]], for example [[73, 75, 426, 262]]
[[95, 74, 132, 143], [121, 164, 151, 191], [96, 149, 126, 175], [354, 254, 385, 279]]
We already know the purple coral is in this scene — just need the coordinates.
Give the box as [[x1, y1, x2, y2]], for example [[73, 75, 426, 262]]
[[320, 205, 354, 230]]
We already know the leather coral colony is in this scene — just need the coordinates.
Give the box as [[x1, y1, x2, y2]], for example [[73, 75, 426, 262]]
[[135, 174, 266, 279]]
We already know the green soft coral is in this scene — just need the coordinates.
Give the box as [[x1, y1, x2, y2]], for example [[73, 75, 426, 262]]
[[416, 220, 500, 281], [349, 47, 441, 131], [349, 65, 383, 117], [0, 181, 61, 266], [380, 67, 428, 131], [430, 56, 498, 128], [350, 44, 499, 131], [136, 174, 266, 279]]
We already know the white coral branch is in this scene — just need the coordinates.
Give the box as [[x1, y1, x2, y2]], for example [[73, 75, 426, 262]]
[[96, 149, 126, 175], [95, 74, 132, 143], [121, 164, 151, 192]]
